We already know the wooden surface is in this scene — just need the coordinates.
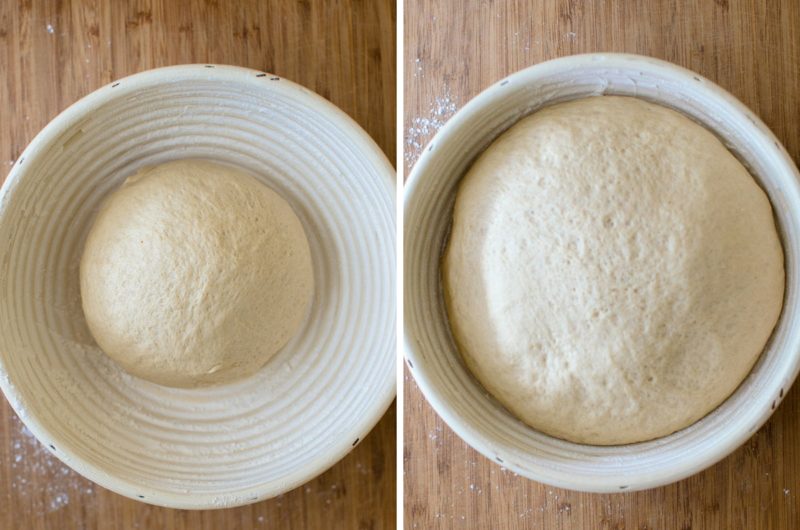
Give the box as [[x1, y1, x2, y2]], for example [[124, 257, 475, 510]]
[[404, 1, 800, 529], [0, 1, 396, 529]]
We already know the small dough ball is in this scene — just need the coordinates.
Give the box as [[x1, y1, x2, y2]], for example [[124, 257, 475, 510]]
[[444, 96, 784, 445], [80, 159, 313, 387]]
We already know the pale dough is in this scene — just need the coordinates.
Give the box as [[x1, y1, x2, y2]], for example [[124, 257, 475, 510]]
[[80, 159, 313, 388], [443, 96, 785, 445]]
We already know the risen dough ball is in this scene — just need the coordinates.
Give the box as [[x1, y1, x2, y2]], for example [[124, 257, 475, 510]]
[[444, 96, 784, 445], [80, 160, 313, 388]]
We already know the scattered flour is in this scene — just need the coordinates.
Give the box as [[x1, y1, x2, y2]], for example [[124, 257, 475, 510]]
[[413, 57, 424, 78], [427, 425, 444, 449], [49, 493, 70, 512], [468, 483, 483, 494], [404, 89, 458, 169], [354, 460, 369, 475], [8, 413, 96, 514]]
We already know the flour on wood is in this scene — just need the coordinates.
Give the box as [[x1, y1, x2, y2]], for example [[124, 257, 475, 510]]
[[405, 88, 458, 169], [8, 414, 96, 514]]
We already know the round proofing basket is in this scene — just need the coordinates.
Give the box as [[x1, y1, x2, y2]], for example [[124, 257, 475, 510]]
[[0, 64, 395, 508], [404, 53, 800, 492]]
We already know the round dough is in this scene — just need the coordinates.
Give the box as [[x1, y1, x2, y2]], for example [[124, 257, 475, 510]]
[[80, 159, 314, 388], [443, 96, 784, 445]]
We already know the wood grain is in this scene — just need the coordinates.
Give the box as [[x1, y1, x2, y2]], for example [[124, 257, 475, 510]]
[[0, 1, 396, 529], [404, 0, 800, 528]]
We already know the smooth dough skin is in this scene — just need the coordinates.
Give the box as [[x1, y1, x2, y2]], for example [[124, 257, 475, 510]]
[[80, 160, 314, 388], [443, 96, 785, 445]]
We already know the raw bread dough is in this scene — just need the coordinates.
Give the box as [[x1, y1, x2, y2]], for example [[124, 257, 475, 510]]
[[443, 96, 784, 445], [80, 159, 314, 388]]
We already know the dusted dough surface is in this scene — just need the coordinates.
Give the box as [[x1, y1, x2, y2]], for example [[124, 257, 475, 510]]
[[80, 159, 313, 388], [443, 96, 785, 445]]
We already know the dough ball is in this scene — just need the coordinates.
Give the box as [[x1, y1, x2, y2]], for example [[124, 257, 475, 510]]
[[443, 96, 784, 445], [80, 159, 314, 388]]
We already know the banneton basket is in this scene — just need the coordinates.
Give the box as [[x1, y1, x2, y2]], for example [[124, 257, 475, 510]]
[[0, 64, 395, 508], [404, 53, 800, 492]]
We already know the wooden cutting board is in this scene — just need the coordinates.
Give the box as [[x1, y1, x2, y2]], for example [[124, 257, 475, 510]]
[[404, 0, 800, 528], [0, 1, 396, 529]]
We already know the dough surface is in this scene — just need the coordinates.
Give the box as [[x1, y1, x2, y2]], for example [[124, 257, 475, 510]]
[[80, 159, 313, 387], [443, 96, 784, 445]]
